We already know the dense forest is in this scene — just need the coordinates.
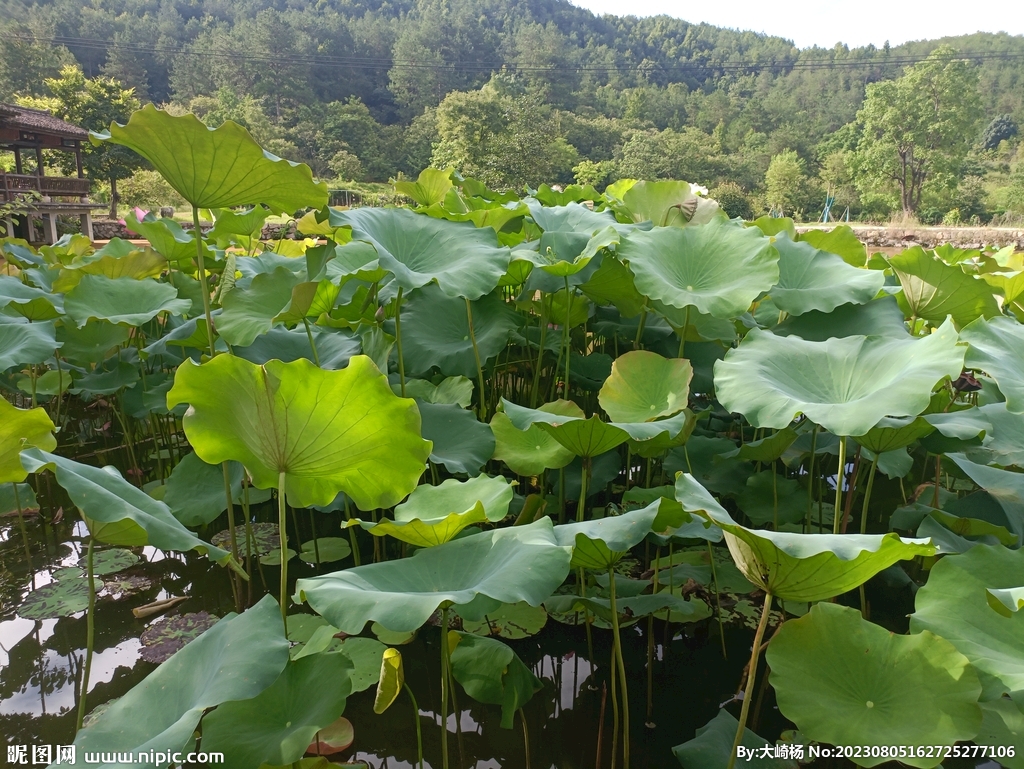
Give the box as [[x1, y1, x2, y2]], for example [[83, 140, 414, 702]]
[[2, 0, 1023, 221]]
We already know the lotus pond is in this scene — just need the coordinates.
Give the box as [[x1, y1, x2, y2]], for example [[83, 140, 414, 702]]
[[1, 106, 1023, 769]]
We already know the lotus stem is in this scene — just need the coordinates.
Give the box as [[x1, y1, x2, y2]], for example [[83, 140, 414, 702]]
[[579, 567, 595, 674], [76, 536, 95, 733], [676, 305, 691, 359], [859, 454, 880, 535], [805, 426, 819, 532], [933, 454, 942, 509], [772, 465, 778, 530], [440, 606, 452, 769], [403, 683, 424, 769], [277, 471, 289, 632], [308, 509, 321, 568], [241, 478, 258, 602], [609, 627, 619, 769], [395, 286, 406, 397], [530, 304, 547, 408], [222, 463, 242, 613], [562, 276, 572, 394], [465, 297, 487, 420], [633, 303, 647, 349], [726, 590, 773, 769], [578, 456, 590, 522], [832, 436, 847, 535], [343, 495, 361, 567], [596, 680, 607, 769], [520, 709, 531, 769], [302, 318, 320, 367], [708, 542, 727, 659], [191, 207, 217, 359], [608, 566, 630, 769], [841, 446, 863, 533]]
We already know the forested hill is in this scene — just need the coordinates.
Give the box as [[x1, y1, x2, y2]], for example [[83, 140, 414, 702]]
[[2, 0, 1023, 221]]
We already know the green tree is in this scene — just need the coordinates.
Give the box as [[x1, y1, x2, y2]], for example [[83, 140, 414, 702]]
[[765, 150, 809, 218], [854, 46, 981, 216]]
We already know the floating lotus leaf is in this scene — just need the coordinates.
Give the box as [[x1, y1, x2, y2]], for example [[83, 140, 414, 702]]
[[63, 274, 190, 328], [675, 473, 934, 601], [774, 296, 910, 341], [307, 716, 355, 755], [459, 601, 548, 639], [166, 355, 430, 510], [987, 586, 1024, 617], [0, 400, 56, 483], [418, 401, 494, 476], [139, 611, 220, 664], [490, 403, 578, 476], [202, 651, 353, 769], [887, 246, 999, 326], [399, 284, 520, 379], [553, 504, 660, 569], [296, 518, 572, 633], [911, 544, 1024, 698], [327, 207, 510, 300], [21, 450, 234, 568], [0, 317, 58, 372], [213, 522, 279, 556], [261, 548, 297, 566], [217, 267, 301, 347], [714, 319, 964, 436], [79, 548, 139, 576], [545, 590, 708, 625], [962, 316, 1024, 413], [767, 603, 982, 767], [770, 235, 884, 316], [672, 709, 797, 769], [618, 218, 778, 319], [448, 630, 542, 729], [93, 105, 327, 213], [18, 576, 100, 620], [597, 350, 692, 423], [298, 538, 351, 564]]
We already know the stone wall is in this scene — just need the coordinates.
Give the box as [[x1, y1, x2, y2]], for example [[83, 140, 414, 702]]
[[796, 225, 1024, 251]]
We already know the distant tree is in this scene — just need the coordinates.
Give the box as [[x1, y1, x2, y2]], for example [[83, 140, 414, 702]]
[[18, 66, 143, 218], [980, 115, 1018, 151], [0, 23, 74, 100], [709, 182, 753, 220], [854, 46, 981, 216], [765, 150, 808, 217], [1006, 162, 1024, 215]]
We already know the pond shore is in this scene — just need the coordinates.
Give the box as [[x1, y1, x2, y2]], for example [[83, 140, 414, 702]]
[[795, 224, 1024, 250]]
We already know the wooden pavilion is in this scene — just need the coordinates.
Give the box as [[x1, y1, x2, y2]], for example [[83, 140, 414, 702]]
[[1, 103, 99, 243]]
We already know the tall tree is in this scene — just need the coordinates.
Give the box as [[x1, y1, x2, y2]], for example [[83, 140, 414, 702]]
[[853, 46, 981, 216]]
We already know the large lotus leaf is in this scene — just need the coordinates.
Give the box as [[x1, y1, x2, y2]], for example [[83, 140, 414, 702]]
[[0, 317, 58, 371], [774, 296, 909, 341], [0, 400, 55, 483], [767, 603, 981, 767], [295, 518, 572, 633], [971, 403, 1024, 466], [853, 416, 935, 454], [73, 595, 289, 769], [619, 180, 699, 227], [736, 471, 808, 527], [63, 274, 190, 328], [675, 473, 934, 601], [357, 502, 489, 548], [274, 280, 341, 326], [54, 247, 166, 293], [162, 452, 246, 527], [327, 207, 510, 300], [617, 218, 778, 319], [0, 274, 62, 318], [217, 267, 301, 347], [947, 454, 1024, 544], [166, 355, 430, 510], [598, 350, 692, 423], [93, 105, 327, 213], [888, 246, 999, 326], [976, 693, 1024, 769], [672, 709, 797, 769], [448, 630, 542, 729], [490, 404, 577, 475], [418, 401, 494, 476], [202, 650, 353, 769], [552, 503, 659, 569], [68, 361, 139, 398], [714, 319, 964, 436], [233, 325, 360, 371], [770, 235, 884, 316], [578, 256, 646, 318], [546, 590, 708, 625], [526, 199, 619, 235], [797, 225, 867, 267], [961, 316, 1024, 413], [124, 212, 214, 265], [911, 545, 1024, 698], [20, 449, 233, 565]]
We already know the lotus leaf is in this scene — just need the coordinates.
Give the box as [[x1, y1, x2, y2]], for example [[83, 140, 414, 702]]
[[396, 376, 474, 407], [0, 400, 56, 482], [139, 611, 220, 664], [962, 316, 1024, 413], [675, 473, 934, 601], [213, 522, 279, 556], [418, 401, 494, 476], [490, 404, 577, 476], [161, 452, 245, 527], [447, 630, 542, 728], [234, 326, 361, 371], [79, 548, 139, 576], [217, 267, 301, 347], [976, 694, 1024, 769], [911, 544, 1024, 698], [714, 319, 964, 436], [125, 212, 213, 264], [970, 403, 1024, 466], [460, 601, 548, 639], [947, 453, 1024, 543], [887, 246, 999, 326], [0, 274, 62, 318], [987, 586, 1024, 617], [770, 235, 884, 316], [672, 709, 797, 769], [736, 472, 807, 527], [0, 317, 59, 372], [306, 716, 355, 755], [797, 225, 867, 267], [578, 256, 646, 318], [18, 576, 100, 619], [767, 603, 982, 767], [618, 218, 778, 319], [618, 180, 701, 227], [166, 355, 430, 510], [553, 504, 660, 569], [665, 436, 753, 495], [853, 416, 935, 454], [526, 198, 619, 235], [546, 590, 708, 625], [598, 350, 692, 423], [395, 166, 454, 205], [63, 274, 190, 328], [93, 105, 327, 213], [722, 427, 798, 462], [298, 538, 352, 564], [774, 296, 909, 341], [0, 482, 38, 516], [296, 518, 572, 633]]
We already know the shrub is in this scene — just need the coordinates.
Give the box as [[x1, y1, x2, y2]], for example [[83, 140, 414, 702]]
[[709, 181, 753, 220]]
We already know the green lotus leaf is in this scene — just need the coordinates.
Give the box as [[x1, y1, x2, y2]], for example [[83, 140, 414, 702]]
[[202, 650, 353, 769], [619, 180, 702, 227], [298, 537, 352, 564], [490, 403, 578, 476], [0, 400, 56, 483], [919, 409, 989, 454], [448, 630, 542, 729], [578, 255, 646, 318], [774, 295, 910, 341], [947, 453, 1024, 544], [526, 199, 619, 234], [138, 612, 220, 664], [125, 211, 214, 265], [553, 503, 660, 569], [986, 586, 1024, 617], [887, 246, 999, 326], [0, 317, 58, 372], [722, 427, 798, 462], [234, 326, 360, 371], [797, 224, 867, 267], [0, 482, 38, 516], [274, 279, 340, 326], [672, 709, 797, 769], [63, 274, 190, 328], [324, 241, 386, 284], [770, 235, 884, 316], [217, 267, 302, 347], [971, 402, 1024, 466], [911, 544, 1024, 698], [93, 105, 327, 213], [18, 576, 101, 619], [0, 274, 62, 318], [296, 518, 572, 633], [395, 376, 474, 407], [675, 473, 934, 601], [976, 694, 1024, 769], [714, 319, 964, 436], [209, 205, 272, 243], [767, 603, 981, 767], [459, 601, 548, 640], [55, 320, 128, 366], [545, 589, 707, 625], [962, 316, 1024, 413], [853, 416, 935, 454], [327, 207, 510, 300], [69, 361, 140, 397], [357, 502, 489, 548], [394, 166, 454, 206], [736, 471, 808, 527], [748, 216, 796, 238], [400, 283, 520, 378], [80, 548, 139, 576], [54, 246, 166, 293], [618, 218, 778, 319], [664, 435, 754, 495], [166, 355, 430, 510], [418, 401, 494, 475], [20, 449, 234, 565], [74, 596, 289, 769], [598, 350, 692, 423]]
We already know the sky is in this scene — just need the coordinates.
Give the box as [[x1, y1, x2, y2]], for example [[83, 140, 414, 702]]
[[568, 0, 1024, 49]]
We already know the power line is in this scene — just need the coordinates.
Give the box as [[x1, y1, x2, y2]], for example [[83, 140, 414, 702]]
[[4, 32, 1024, 76]]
